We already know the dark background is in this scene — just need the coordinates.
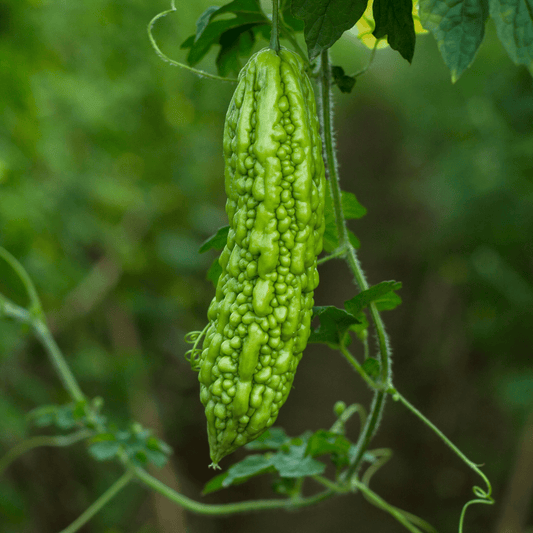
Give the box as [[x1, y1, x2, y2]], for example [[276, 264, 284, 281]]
[[1, 1, 532, 532]]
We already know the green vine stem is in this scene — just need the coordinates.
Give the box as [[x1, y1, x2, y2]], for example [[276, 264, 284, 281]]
[[147, 5, 238, 83], [58, 470, 135, 533], [0, 430, 92, 476], [389, 388, 494, 531], [317, 49, 391, 482], [270, 0, 280, 52], [355, 480, 438, 533], [0, 248, 85, 403], [0, 247, 43, 317], [134, 467, 336, 514]]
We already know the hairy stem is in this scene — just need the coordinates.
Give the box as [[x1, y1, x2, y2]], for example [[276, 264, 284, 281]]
[[318, 49, 391, 481]]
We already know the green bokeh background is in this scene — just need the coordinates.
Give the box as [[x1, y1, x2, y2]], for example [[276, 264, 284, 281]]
[[1, 1, 532, 532]]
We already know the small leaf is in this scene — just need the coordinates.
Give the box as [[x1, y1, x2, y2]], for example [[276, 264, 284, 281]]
[[331, 65, 356, 93], [181, 0, 268, 71], [342, 191, 367, 219], [207, 257, 223, 287], [55, 405, 78, 430], [199, 226, 229, 254], [27, 405, 58, 428], [218, 455, 276, 489], [88, 435, 121, 461], [216, 24, 258, 76], [362, 357, 381, 379], [271, 446, 326, 477], [272, 477, 300, 495], [309, 305, 360, 347], [202, 471, 231, 495], [245, 427, 291, 450], [292, 0, 369, 59], [305, 429, 352, 458], [344, 280, 402, 316], [195, 6, 221, 41], [351, 310, 369, 341], [373, 0, 416, 62], [375, 290, 402, 311], [145, 449, 169, 468], [347, 230, 361, 249]]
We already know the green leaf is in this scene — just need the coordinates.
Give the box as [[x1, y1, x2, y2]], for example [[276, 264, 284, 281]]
[[331, 65, 356, 93], [281, 0, 305, 31], [305, 429, 352, 459], [55, 405, 78, 430], [373, 0, 416, 62], [362, 357, 381, 379], [309, 305, 361, 346], [195, 6, 221, 41], [202, 471, 231, 494], [204, 455, 276, 494], [347, 230, 361, 249], [207, 257, 223, 287], [292, 0, 369, 59], [27, 405, 58, 428], [375, 289, 402, 311], [272, 477, 300, 495], [199, 226, 229, 254], [245, 427, 291, 450], [342, 190, 367, 219], [351, 310, 369, 341], [344, 280, 402, 316], [419, 0, 489, 82], [88, 434, 120, 461], [270, 444, 326, 477], [181, 0, 268, 72], [216, 24, 258, 76], [489, 0, 533, 73]]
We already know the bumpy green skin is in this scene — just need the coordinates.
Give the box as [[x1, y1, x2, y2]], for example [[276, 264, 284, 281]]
[[199, 47, 326, 466]]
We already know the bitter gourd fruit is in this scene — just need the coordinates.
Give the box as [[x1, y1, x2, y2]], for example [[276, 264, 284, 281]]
[[198, 47, 326, 467]]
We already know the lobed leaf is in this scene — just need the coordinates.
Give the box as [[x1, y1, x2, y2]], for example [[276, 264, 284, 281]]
[[309, 305, 361, 346], [344, 280, 402, 316]]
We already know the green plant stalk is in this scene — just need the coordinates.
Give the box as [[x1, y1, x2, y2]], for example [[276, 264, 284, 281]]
[[147, 8, 238, 83], [390, 388, 494, 532], [270, 0, 280, 52], [32, 318, 86, 403], [391, 389, 492, 497], [0, 292, 85, 403], [134, 467, 336, 514], [0, 430, 92, 476], [59, 470, 135, 533], [318, 49, 390, 481], [355, 479, 437, 533], [340, 345, 377, 389]]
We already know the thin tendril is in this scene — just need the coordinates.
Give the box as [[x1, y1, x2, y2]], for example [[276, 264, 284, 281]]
[[147, 7, 238, 83]]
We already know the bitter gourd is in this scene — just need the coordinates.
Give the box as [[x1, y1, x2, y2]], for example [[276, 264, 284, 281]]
[[198, 47, 326, 467]]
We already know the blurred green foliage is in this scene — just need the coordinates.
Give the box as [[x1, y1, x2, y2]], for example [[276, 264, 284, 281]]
[[0, 1, 532, 533]]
